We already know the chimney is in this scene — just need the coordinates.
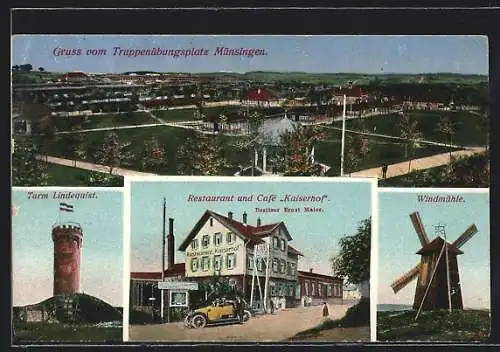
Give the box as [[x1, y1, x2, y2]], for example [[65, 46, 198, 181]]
[[243, 212, 247, 225], [167, 218, 175, 270], [309, 268, 313, 273], [228, 211, 233, 220], [257, 217, 261, 227]]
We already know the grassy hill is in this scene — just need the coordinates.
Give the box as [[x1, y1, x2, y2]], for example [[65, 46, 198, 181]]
[[377, 309, 490, 342]]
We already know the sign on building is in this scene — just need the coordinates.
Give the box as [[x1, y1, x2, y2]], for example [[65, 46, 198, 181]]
[[157, 281, 199, 290]]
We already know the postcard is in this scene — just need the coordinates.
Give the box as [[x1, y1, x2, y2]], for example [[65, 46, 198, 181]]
[[376, 188, 490, 342], [10, 35, 489, 188], [124, 176, 376, 342], [11, 187, 124, 344]]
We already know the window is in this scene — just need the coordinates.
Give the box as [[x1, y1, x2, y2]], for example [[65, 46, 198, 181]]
[[226, 253, 236, 270], [272, 236, 279, 249], [305, 281, 310, 295], [247, 254, 254, 270], [213, 255, 222, 271], [287, 262, 292, 275], [312, 282, 316, 296], [280, 239, 286, 252], [191, 258, 199, 272], [191, 239, 198, 250], [327, 284, 332, 297], [170, 291, 188, 307], [272, 258, 279, 273], [209, 218, 214, 227], [226, 232, 235, 244], [289, 263, 296, 276], [202, 235, 210, 248], [318, 283, 323, 296], [201, 256, 210, 271], [256, 258, 263, 271], [280, 259, 286, 274], [214, 232, 222, 246]]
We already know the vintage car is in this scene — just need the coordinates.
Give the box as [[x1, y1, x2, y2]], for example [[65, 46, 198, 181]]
[[184, 298, 252, 328]]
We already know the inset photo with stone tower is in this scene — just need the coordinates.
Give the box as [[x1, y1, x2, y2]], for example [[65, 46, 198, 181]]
[[11, 187, 124, 344], [376, 188, 490, 342]]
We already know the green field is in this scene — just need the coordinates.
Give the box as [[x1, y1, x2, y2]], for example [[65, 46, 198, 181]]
[[45, 163, 124, 187], [316, 129, 449, 176], [52, 112, 158, 132], [333, 111, 487, 147], [13, 322, 122, 344], [377, 309, 490, 342]]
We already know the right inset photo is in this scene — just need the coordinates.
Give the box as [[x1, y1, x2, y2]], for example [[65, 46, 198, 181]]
[[376, 188, 490, 342]]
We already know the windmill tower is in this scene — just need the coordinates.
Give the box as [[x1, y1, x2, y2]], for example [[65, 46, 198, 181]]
[[390, 211, 479, 317]]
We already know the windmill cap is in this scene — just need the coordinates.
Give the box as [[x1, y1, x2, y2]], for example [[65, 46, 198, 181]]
[[416, 237, 463, 255]]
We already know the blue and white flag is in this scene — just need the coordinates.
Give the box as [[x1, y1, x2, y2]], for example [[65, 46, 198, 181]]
[[59, 203, 74, 212]]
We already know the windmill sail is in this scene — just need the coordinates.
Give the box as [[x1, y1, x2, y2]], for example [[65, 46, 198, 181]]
[[390, 263, 422, 293], [452, 224, 479, 249], [410, 212, 430, 246]]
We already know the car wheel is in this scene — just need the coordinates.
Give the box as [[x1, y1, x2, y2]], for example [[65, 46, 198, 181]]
[[243, 310, 251, 322], [191, 313, 207, 328]]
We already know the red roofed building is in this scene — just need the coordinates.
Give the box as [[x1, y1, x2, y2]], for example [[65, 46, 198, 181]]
[[60, 71, 89, 82], [332, 85, 370, 105], [298, 269, 344, 305], [244, 88, 279, 106]]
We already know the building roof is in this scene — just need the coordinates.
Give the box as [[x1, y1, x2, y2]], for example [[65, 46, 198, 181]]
[[63, 71, 88, 78], [131, 263, 186, 280], [257, 114, 298, 146], [246, 88, 277, 101], [416, 236, 463, 255], [178, 210, 293, 251], [298, 270, 343, 282], [288, 245, 304, 257]]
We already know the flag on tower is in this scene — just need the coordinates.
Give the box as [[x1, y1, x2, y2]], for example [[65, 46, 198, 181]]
[[59, 203, 74, 212]]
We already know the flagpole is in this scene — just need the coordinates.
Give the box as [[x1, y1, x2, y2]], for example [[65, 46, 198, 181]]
[[340, 94, 347, 176], [161, 198, 166, 322]]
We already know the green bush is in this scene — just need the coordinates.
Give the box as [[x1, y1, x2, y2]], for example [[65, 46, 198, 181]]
[[338, 297, 370, 328]]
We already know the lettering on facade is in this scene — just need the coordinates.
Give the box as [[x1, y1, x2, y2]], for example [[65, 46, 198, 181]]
[[187, 244, 241, 257]]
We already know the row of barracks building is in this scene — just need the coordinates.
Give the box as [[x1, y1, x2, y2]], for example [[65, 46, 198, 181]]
[[130, 210, 344, 314]]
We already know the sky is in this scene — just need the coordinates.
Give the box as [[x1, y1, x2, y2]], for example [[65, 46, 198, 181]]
[[377, 189, 490, 310], [12, 188, 123, 307], [129, 177, 374, 277], [11, 35, 488, 75]]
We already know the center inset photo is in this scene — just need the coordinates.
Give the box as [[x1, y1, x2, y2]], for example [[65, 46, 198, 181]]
[[124, 176, 376, 342]]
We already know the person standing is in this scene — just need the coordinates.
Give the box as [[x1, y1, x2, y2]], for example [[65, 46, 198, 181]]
[[381, 164, 388, 178], [236, 296, 244, 324], [322, 302, 329, 318], [269, 299, 275, 314]]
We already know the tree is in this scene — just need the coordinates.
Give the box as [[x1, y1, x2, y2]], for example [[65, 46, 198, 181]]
[[12, 139, 49, 186], [438, 114, 456, 164], [94, 132, 134, 175], [281, 125, 325, 176], [176, 131, 230, 175], [398, 113, 422, 173], [344, 134, 370, 176], [330, 217, 371, 285], [141, 137, 167, 172], [38, 67, 45, 72], [82, 171, 123, 187]]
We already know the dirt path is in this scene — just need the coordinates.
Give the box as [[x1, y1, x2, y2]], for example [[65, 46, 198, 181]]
[[128, 302, 356, 342], [350, 147, 486, 179], [38, 155, 158, 177]]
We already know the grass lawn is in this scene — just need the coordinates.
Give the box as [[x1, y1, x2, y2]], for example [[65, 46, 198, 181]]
[[13, 322, 122, 344], [44, 163, 124, 186], [52, 112, 158, 131], [332, 111, 487, 147], [316, 129, 449, 176], [377, 309, 490, 342]]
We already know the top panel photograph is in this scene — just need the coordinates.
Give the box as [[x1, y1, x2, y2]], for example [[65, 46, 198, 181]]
[[11, 35, 489, 188]]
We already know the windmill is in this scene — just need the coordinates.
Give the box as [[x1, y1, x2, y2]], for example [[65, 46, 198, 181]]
[[390, 211, 479, 319]]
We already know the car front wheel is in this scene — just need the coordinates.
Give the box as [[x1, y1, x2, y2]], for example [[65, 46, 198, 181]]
[[243, 310, 251, 322], [191, 313, 207, 328]]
